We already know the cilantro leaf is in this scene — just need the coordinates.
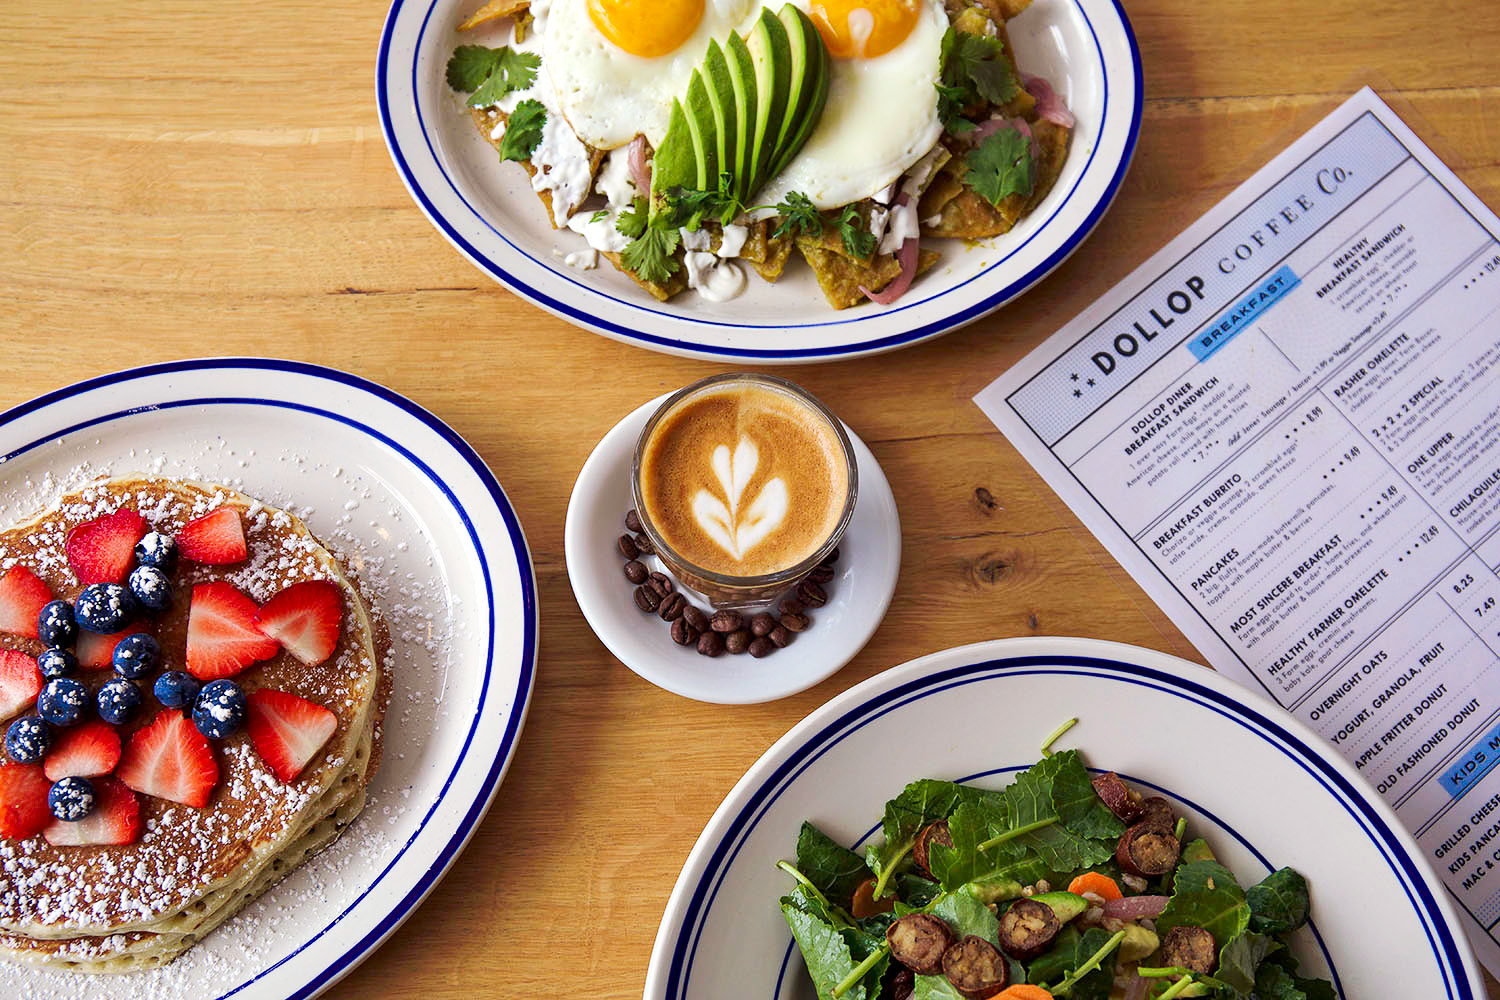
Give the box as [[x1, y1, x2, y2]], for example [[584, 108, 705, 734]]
[[467, 47, 541, 107], [615, 196, 649, 239], [446, 45, 503, 92], [497, 98, 546, 162], [836, 205, 876, 258], [936, 28, 1021, 131], [795, 823, 870, 909], [621, 223, 681, 283], [1246, 867, 1311, 935], [771, 191, 824, 241], [662, 174, 742, 229], [965, 127, 1035, 207]]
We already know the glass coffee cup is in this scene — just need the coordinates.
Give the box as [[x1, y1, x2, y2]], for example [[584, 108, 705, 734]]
[[631, 373, 858, 608]]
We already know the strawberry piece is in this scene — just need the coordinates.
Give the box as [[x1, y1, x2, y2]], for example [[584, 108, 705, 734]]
[[0, 567, 52, 639], [117, 711, 218, 808], [44, 720, 123, 781], [186, 582, 279, 680], [77, 627, 141, 669], [246, 689, 338, 783], [254, 581, 343, 667], [0, 763, 51, 839], [177, 508, 247, 565], [0, 650, 43, 721], [44, 777, 142, 846], [65, 508, 148, 585]]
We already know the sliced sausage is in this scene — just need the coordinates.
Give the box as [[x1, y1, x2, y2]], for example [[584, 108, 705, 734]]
[[912, 820, 954, 879], [1159, 925, 1217, 974], [996, 897, 1061, 961], [1091, 771, 1144, 823], [886, 913, 955, 975], [1116, 821, 1181, 877], [941, 935, 1010, 999], [1139, 796, 1175, 829], [882, 968, 914, 1000]]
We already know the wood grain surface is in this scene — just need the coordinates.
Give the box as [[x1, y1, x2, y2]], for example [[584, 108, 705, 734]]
[[2, 0, 1499, 995]]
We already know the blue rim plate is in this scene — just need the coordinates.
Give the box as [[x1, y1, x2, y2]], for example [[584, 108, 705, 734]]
[[376, 0, 1144, 362], [0, 359, 538, 1000], [644, 637, 1483, 998]]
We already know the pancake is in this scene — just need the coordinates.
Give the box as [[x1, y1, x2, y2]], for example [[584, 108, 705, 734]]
[[0, 477, 387, 971]]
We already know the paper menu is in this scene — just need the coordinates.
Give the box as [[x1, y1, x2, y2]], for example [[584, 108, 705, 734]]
[[975, 88, 1500, 973]]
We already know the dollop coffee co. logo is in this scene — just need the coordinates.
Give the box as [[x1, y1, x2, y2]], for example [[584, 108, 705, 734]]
[[691, 436, 788, 561]]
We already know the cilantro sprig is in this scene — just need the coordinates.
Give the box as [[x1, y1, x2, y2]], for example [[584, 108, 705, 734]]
[[835, 205, 876, 258], [497, 99, 546, 162], [446, 44, 541, 107], [936, 27, 1021, 132], [966, 126, 1035, 207], [621, 225, 682, 283], [769, 191, 822, 241]]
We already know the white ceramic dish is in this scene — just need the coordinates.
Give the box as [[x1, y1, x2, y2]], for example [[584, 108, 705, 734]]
[[0, 360, 537, 1000], [565, 392, 900, 704], [377, 0, 1143, 362], [644, 637, 1484, 999]]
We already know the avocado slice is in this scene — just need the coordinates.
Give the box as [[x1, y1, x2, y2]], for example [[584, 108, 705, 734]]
[[1029, 891, 1089, 923], [766, 3, 830, 180], [1181, 838, 1216, 865], [745, 9, 792, 190], [682, 68, 720, 193], [1118, 922, 1160, 963], [651, 99, 699, 209], [723, 33, 758, 208], [701, 40, 737, 219], [960, 878, 1023, 904]]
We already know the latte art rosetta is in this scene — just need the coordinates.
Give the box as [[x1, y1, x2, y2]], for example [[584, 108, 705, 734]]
[[691, 436, 789, 560]]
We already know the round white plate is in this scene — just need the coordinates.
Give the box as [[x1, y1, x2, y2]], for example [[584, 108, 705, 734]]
[[565, 393, 900, 704], [645, 637, 1484, 999], [0, 359, 538, 1000], [377, 0, 1143, 362]]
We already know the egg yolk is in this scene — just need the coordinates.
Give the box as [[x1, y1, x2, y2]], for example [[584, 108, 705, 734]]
[[588, 0, 704, 58], [810, 0, 921, 59]]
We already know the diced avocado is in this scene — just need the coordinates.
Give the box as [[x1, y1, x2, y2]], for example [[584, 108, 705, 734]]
[[701, 40, 737, 220], [767, 3, 830, 180], [1030, 891, 1089, 924], [745, 9, 791, 187], [682, 69, 719, 192], [1118, 922, 1160, 962], [960, 878, 1023, 904], [651, 99, 699, 206], [723, 33, 758, 207], [1181, 838, 1216, 865]]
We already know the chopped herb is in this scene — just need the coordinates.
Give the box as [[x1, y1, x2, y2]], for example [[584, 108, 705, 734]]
[[836, 205, 876, 258], [616, 196, 649, 238], [770, 191, 823, 241], [497, 98, 547, 162], [936, 27, 1021, 131], [663, 173, 742, 229], [965, 126, 1035, 207], [621, 223, 682, 283], [589, 209, 610, 224]]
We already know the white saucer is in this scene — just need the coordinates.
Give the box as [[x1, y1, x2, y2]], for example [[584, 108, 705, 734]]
[[565, 393, 900, 704]]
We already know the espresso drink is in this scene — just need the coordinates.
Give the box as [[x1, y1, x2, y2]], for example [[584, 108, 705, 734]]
[[639, 381, 850, 578]]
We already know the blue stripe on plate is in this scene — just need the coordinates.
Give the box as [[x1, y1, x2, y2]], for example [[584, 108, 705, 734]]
[[0, 360, 538, 1000], [665, 657, 1472, 999]]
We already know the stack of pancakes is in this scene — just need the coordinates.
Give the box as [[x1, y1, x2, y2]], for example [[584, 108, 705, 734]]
[[0, 477, 387, 973]]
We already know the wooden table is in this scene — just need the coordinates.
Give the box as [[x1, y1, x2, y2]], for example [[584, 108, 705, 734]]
[[2, 0, 1499, 995]]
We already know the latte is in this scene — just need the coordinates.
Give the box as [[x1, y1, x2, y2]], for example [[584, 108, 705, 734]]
[[637, 377, 853, 580]]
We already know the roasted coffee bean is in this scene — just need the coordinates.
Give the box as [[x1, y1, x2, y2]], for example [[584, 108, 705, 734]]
[[710, 610, 744, 633], [724, 629, 751, 654], [779, 597, 804, 616], [634, 586, 662, 613], [797, 580, 828, 608], [658, 593, 687, 621], [648, 572, 675, 598], [748, 636, 774, 658], [821, 547, 840, 566], [750, 612, 776, 637], [623, 560, 648, 584], [781, 610, 811, 632], [670, 618, 699, 646], [697, 631, 724, 657], [768, 625, 792, 648], [617, 534, 639, 560], [683, 605, 710, 632], [625, 509, 643, 533], [633, 533, 654, 555], [809, 564, 835, 584]]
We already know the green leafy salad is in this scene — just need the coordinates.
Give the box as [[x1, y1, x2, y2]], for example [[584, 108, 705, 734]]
[[777, 724, 1336, 1000]]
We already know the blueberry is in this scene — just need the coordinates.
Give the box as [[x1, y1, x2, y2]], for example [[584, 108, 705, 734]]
[[48, 776, 95, 821], [134, 531, 177, 571], [5, 716, 50, 764], [37, 647, 78, 679], [112, 632, 161, 679], [37, 677, 88, 727], [36, 600, 77, 647], [192, 679, 247, 740], [97, 677, 143, 725], [154, 670, 200, 711], [74, 583, 138, 634], [128, 564, 172, 614]]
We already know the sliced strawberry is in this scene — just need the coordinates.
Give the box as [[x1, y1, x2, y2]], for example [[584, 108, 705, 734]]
[[117, 711, 218, 808], [77, 627, 140, 669], [0, 650, 43, 721], [65, 508, 148, 585], [0, 763, 51, 839], [44, 776, 142, 846], [177, 508, 247, 565], [253, 581, 342, 667], [186, 582, 279, 680], [0, 567, 52, 639], [44, 720, 122, 781], [246, 689, 338, 783]]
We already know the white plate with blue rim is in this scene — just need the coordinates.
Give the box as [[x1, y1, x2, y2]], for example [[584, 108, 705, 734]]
[[644, 636, 1484, 999], [376, 0, 1143, 363], [0, 359, 537, 1000]]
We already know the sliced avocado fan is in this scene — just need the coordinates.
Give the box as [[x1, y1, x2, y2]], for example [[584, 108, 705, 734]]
[[651, 4, 830, 225]]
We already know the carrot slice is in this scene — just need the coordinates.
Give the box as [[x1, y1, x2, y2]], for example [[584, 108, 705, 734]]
[[850, 877, 895, 919], [1066, 871, 1122, 902], [995, 986, 1054, 1000]]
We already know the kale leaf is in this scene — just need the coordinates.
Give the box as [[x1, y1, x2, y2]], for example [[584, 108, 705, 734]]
[[1024, 926, 1115, 1000], [864, 779, 972, 891], [965, 127, 1035, 208], [1214, 930, 1278, 995], [782, 901, 885, 1000], [907, 895, 1003, 1000], [1247, 867, 1311, 935], [1155, 860, 1251, 948], [497, 99, 546, 162], [797, 822, 871, 909], [1257, 946, 1338, 1000]]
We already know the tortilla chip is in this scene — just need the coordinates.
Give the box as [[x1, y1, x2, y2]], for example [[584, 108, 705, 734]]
[[797, 240, 940, 309], [459, 0, 529, 31], [945, 0, 1031, 20], [469, 106, 606, 230], [600, 252, 688, 302], [753, 232, 795, 282]]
